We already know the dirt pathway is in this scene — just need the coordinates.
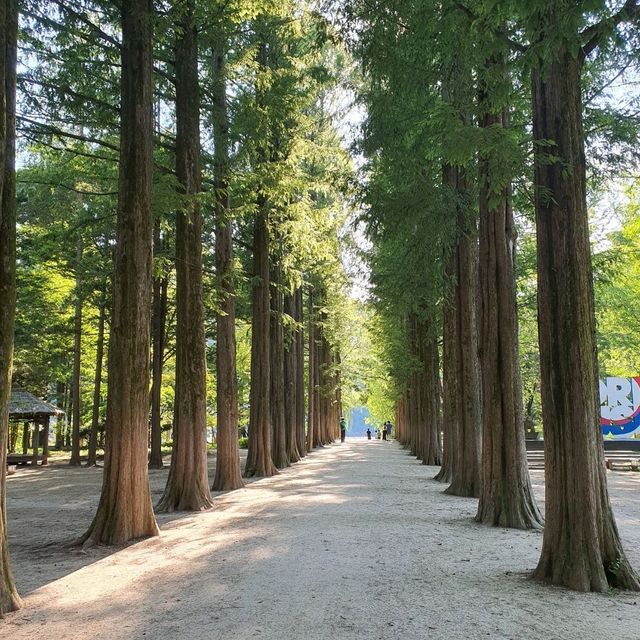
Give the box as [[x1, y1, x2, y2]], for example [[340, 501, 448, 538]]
[[4, 439, 640, 639]]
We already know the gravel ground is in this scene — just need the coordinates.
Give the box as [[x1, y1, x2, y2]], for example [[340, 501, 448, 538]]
[[3, 439, 640, 639]]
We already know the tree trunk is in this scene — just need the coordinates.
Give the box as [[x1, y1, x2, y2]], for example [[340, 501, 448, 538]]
[[80, 0, 158, 546], [270, 262, 289, 468], [211, 42, 243, 491], [87, 294, 106, 467], [294, 287, 306, 458], [0, 0, 21, 613], [69, 237, 83, 466], [443, 166, 481, 498], [531, 46, 639, 591], [284, 291, 301, 463], [306, 288, 315, 453], [476, 96, 542, 529], [149, 221, 167, 469], [418, 319, 442, 466], [244, 208, 276, 477], [158, 0, 213, 512]]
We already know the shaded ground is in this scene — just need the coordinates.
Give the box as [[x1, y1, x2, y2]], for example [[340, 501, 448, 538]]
[[3, 440, 640, 639]]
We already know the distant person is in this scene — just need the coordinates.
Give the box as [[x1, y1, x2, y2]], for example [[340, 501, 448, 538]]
[[340, 416, 347, 443], [382, 424, 388, 440], [366, 428, 372, 440], [386, 421, 393, 438]]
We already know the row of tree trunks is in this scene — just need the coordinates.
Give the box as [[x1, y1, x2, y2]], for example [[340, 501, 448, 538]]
[[417, 320, 442, 465], [157, 0, 213, 512], [394, 314, 441, 465], [212, 39, 243, 492], [0, 0, 22, 614], [306, 287, 341, 448], [80, 0, 159, 546]]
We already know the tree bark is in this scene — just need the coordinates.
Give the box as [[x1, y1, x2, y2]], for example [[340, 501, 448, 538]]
[[442, 164, 481, 498], [244, 205, 277, 477], [80, 0, 159, 545], [476, 96, 542, 529], [0, 0, 22, 613], [284, 291, 301, 463], [69, 237, 83, 466], [157, 0, 213, 512], [306, 287, 315, 453], [211, 42, 243, 491], [149, 221, 167, 469], [418, 318, 442, 466], [294, 287, 306, 458], [87, 292, 106, 467], [531, 44, 639, 591], [270, 262, 289, 468]]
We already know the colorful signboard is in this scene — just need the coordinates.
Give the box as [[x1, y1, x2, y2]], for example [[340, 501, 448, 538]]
[[600, 376, 640, 438]]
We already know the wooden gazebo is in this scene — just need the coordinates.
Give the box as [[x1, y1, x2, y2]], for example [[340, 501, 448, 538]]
[[8, 388, 64, 466]]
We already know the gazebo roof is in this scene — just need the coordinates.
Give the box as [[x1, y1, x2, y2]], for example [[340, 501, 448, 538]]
[[8, 388, 64, 420]]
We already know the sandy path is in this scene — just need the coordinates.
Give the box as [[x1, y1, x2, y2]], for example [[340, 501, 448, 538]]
[[3, 440, 640, 639]]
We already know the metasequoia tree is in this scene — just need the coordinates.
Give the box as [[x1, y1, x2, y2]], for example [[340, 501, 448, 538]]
[[81, 0, 159, 545], [211, 33, 243, 491], [527, 0, 640, 591], [475, 106, 542, 528], [157, 0, 213, 512], [244, 30, 276, 478], [474, 34, 542, 527], [0, 0, 22, 614]]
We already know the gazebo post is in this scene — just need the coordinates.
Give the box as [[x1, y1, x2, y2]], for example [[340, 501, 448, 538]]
[[22, 421, 29, 454], [42, 416, 50, 465], [32, 422, 39, 465]]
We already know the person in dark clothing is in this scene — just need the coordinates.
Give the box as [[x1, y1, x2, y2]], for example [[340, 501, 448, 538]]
[[382, 424, 388, 440], [339, 416, 347, 443], [366, 428, 372, 440]]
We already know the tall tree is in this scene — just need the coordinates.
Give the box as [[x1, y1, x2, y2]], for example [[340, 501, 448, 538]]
[[527, 0, 640, 591], [158, 0, 213, 512], [475, 50, 542, 529], [244, 33, 276, 478], [0, 0, 22, 614], [211, 36, 243, 491], [80, 0, 159, 545]]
